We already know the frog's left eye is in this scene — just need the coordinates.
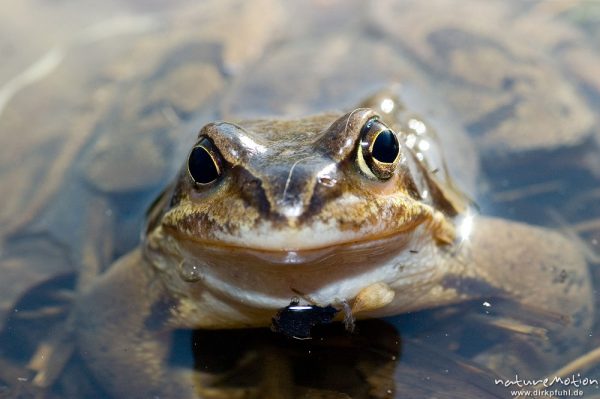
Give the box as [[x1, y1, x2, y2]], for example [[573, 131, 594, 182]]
[[357, 117, 400, 179], [187, 137, 223, 185]]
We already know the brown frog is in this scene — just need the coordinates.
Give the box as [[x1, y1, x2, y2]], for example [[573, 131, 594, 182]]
[[75, 93, 592, 398]]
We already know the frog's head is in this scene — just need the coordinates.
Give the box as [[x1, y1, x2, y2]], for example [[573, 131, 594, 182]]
[[144, 107, 467, 326], [151, 108, 461, 250]]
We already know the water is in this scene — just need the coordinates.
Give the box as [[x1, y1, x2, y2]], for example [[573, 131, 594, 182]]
[[0, 1, 599, 398]]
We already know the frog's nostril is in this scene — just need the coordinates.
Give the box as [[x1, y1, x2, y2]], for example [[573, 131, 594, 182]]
[[316, 162, 338, 188], [317, 175, 337, 187]]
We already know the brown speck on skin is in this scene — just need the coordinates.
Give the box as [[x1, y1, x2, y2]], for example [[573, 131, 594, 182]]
[[554, 269, 569, 284]]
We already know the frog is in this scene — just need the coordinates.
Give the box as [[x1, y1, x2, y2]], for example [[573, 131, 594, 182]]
[[1, 1, 599, 397], [74, 91, 593, 399]]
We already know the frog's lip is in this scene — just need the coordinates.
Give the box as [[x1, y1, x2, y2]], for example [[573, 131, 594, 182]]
[[164, 217, 427, 263]]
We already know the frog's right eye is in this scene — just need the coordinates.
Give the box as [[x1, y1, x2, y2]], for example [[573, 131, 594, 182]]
[[357, 117, 401, 180], [187, 137, 222, 185]]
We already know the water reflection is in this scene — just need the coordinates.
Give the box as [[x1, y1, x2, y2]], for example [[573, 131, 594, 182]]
[[181, 319, 509, 398]]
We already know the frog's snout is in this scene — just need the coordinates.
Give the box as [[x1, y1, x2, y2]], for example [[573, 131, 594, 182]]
[[238, 158, 339, 224]]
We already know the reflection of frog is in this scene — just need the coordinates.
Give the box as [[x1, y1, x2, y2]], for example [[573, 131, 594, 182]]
[[187, 319, 510, 398], [76, 93, 592, 398]]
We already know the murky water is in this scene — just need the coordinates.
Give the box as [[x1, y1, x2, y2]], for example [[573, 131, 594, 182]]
[[1, 1, 599, 398]]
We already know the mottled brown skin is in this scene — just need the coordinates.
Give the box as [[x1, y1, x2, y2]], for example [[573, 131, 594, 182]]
[[76, 95, 592, 398]]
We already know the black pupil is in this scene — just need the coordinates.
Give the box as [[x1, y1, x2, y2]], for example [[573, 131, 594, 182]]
[[372, 129, 399, 163], [188, 145, 219, 184]]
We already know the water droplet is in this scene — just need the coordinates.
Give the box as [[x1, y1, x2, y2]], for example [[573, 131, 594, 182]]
[[178, 260, 204, 282], [380, 98, 395, 113], [418, 139, 430, 152], [408, 118, 427, 135], [405, 133, 417, 149]]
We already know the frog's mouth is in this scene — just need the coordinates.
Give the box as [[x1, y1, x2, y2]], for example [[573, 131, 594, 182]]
[[167, 216, 429, 255], [167, 218, 423, 264], [161, 201, 455, 255], [187, 218, 424, 253]]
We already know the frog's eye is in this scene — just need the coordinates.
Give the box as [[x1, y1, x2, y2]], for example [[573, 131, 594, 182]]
[[187, 137, 222, 185], [357, 117, 400, 179]]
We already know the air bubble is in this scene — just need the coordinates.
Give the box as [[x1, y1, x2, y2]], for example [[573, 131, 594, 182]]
[[178, 260, 204, 282]]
